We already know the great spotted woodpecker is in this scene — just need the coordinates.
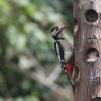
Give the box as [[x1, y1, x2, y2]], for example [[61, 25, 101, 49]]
[[51, 26, 78, 88]]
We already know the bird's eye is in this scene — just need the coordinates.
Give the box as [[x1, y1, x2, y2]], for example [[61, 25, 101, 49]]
[[55, 27, 58, 31], [51, 26, 58, 32]]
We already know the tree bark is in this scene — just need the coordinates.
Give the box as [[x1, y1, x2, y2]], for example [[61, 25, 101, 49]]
[[74, 0, 101, 101]]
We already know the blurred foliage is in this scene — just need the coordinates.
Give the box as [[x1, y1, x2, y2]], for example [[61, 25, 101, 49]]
[[0, 0, 73, 101]]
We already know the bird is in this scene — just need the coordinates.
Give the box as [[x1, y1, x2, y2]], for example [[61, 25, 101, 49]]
[[51, 26, 73, 63], [50, 26, 78, 88]]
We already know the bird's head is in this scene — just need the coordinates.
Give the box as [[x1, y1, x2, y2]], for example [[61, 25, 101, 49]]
[[51, 26, 66, 40]]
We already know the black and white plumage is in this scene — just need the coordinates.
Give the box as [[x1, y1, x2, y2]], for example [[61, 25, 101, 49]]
[[51, 26, 73, 64], [51, 26, 74, 87]]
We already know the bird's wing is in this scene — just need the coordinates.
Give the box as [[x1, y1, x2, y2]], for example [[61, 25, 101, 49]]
[[60, 40, 73, 62], [54, 41, 65, 62]]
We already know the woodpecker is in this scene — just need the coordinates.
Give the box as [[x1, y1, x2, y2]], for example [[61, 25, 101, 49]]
[[50, 26, 76, 88], [51, 26, 73, 62]]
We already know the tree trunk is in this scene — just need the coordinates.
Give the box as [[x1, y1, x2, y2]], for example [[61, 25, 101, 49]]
[[74, 0, 101, 101]]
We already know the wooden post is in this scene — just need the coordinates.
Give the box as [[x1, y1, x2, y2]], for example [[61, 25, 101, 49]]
[[74, 0, 101, 101]]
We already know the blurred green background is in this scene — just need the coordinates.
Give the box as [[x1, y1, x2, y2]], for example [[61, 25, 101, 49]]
[[0, 0, 73, 101]]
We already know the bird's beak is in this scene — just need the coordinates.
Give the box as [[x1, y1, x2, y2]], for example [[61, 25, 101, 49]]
[[61, 26, 66, 31]]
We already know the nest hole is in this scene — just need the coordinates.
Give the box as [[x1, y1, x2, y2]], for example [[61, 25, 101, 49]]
[[85, 9, 98, 22], [85, 48, 99, 63]]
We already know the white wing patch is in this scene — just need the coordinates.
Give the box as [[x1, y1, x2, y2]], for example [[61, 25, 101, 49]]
[[55, 42, 61, 62]]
